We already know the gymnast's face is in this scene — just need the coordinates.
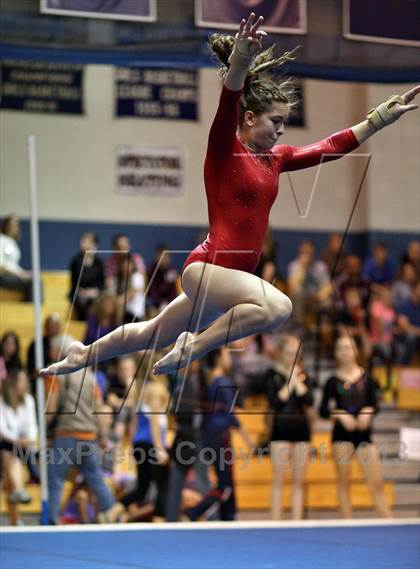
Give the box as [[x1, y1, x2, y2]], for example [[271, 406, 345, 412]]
[[243, 101, 289, 150]]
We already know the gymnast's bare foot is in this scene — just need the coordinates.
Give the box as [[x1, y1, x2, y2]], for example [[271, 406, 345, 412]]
[[40, 341, 87, 376], [153, 331, 195, 375]]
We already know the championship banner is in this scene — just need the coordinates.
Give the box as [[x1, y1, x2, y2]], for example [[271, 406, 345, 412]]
[[115, 67, 199, 121], [40, 0, 156, 22], [116, 147, 185, 197], [195, 0, 307, 34], [343, 0, 420, 47], [0, 60, 84, 114]]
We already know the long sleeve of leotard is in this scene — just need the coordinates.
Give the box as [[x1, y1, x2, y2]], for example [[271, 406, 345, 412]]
[[207, 84, 243, 160], [276, 129, 359, 172]]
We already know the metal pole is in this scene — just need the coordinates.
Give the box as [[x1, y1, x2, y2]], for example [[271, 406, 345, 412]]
[[28, 134, 49, 525]]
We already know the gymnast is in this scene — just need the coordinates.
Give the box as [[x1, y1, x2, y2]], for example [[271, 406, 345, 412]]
[[41, 12, 420, 378]]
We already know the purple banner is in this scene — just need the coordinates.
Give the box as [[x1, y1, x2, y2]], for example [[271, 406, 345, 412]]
[[195, 0, 307, 35], [343, 0, 420, 47], [40, 0, 156, 22]]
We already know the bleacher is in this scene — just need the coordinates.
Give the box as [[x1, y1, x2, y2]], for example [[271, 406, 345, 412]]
[[1, 273, 419, 520]]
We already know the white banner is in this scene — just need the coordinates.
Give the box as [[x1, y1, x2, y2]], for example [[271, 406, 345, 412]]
[[116, 146, 185, 197]]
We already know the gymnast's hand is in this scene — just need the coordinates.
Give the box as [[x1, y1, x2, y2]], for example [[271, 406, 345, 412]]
[[234, 12, 267, 57], [367, 85, 420, 130]]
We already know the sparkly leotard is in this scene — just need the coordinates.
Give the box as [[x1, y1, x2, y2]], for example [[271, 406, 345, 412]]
[[183, 85, 359, 274]]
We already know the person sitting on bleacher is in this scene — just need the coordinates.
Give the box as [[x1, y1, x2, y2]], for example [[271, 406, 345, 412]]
[[319, 335, 391, 519], [27, 313, 62, 389], [0, 215, 33, 301], [0, 369, 37, 509], [105, 234, 146, 292], [84, 292, 121, 346], [363, 242, 396, 287], [69, 232, 105, 321], [287, 240, 332, 328], [0, 331, 22, 381], [400, 240, 420, 276], [394, 279, 420, 364], [334, 254, 371, 310], [265, 334, 314, 520]]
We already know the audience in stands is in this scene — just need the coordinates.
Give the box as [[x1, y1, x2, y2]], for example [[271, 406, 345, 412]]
[[321, 233, 347, 278], [3, 228, 419, 525], [27, 313, 62, 388], [165, 359, 207, 522], [335, 287, 371, 360], [254, 229, 278, 279], [69, 232, 105, 320], [105, 234, 146, 292], [334, 254, 371, 309], [45, 335, 120, 524], [391, 262, 417, 308], [368, 285, 397, 375], [116, 378, 170, 522], [0, 215, 33, 301], [185, 348, 252, 522], [112, 253, 146, 322], [394, 279, 420, 364], [363, 242, 396, 287], [265, 335, 314, 520], [105, 356, 137, 440], [287, 240, 332, 327], [147, 245, 178, 313], [320, 335, 391, 518], [84, 291, 121, 346], [0, 332, 22, 379], [230, 335, 272, 399], [401, 240, 420, 275], [0, 369, 37, 524]]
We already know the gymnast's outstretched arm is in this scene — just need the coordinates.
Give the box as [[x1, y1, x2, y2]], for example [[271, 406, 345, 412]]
[[276, 85, 420, 172]]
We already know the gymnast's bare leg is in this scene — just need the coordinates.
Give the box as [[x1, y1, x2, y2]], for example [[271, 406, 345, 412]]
[[40, 261, 292, 376]]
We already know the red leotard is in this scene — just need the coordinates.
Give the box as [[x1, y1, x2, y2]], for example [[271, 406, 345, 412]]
[[183, 85, 359, 274]]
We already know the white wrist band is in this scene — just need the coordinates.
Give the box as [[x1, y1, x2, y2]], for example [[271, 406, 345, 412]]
[[366, 95, 405, 130]]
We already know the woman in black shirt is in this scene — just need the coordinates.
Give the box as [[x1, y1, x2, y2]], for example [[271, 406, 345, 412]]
[[320, 335, 391, 518], [266, 335, 314, 519]]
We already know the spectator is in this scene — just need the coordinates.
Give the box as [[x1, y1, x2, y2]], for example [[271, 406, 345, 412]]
[[105, 234, 146, 291], [334, 254, 371, 309], [0, 331, 22, 376], [230, 335, 271, 399], [117, 378, 170, 522], [0, 370, 37, 511], [254, 229, 277, 278], [84, 292, 121, 345], [287, 240, 332, 326], [319, 335, 391, 518], [69, 232, 105, 320], [401, 240, 420, 276], [166, 359, 206, 522], [0, 215, 33, 301], [185, 348, 252, 522], [27, 313, 61, 387], [363, 242, 396, 286], [45, 335, 120, 524], [321, 233, 347, 278], [394, 280, 420, 364], [147, 245, 179, 312], [106, 356, 137, 440], [335, 288, 371, 362], [265, 335, 314, 520], [113, 254, 146, 322], [391, 263, 417, 308], [368, 285, 397, 374]]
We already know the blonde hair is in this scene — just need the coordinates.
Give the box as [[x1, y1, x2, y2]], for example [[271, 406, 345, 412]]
[[208, 34, 299, 126]]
